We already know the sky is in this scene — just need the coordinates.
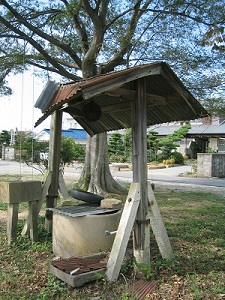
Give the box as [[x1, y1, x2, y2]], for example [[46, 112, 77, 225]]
[[0, 72, 51, 134]]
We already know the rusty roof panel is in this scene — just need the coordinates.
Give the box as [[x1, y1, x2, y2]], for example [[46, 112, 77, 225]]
[[34, 62, 208, 135], [51, 256, 107, 275], [129, 279, 158, 300]]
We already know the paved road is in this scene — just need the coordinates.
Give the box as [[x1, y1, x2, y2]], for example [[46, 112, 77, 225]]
[[1, 160, 225, 192]]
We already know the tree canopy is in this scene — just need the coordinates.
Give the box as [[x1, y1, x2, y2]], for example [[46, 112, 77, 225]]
[[1, 0, 225, 194], [0, 0, 224, 113]]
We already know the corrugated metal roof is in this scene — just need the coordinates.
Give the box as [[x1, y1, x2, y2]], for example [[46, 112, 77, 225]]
[[148, 124, 225, 137], [35, 62, 208, 136], [49, 205, 119, 218], [43, 128, 87, 140]]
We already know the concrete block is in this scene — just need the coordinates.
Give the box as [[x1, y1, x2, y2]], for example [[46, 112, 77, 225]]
[[100, 198, 123, 209]]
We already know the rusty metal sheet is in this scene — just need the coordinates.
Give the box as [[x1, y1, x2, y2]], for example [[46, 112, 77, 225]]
[[129, 279, 158, 300], [51, 256, 107, 275]]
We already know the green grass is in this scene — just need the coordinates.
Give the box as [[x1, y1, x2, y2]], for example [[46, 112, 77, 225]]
[[0, 188, 225, 299]]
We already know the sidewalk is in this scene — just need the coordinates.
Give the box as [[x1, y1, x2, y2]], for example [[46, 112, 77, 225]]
[[0, 160, 41, 176], [0, 160, 192, 177], [147, 164, 192, 177]]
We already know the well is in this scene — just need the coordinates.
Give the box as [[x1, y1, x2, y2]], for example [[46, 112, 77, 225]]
[[52, 206, 122, 258]]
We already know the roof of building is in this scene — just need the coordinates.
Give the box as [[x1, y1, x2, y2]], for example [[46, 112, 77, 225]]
[[148, 123, 225, 137], [35, 62, 208, 136], [37, 128, 87, 140]]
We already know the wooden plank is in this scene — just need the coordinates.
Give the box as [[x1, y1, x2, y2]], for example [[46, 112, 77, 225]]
[[28, 201, 38, 242], [58, 169, 69, 198], [50, 264, 106, 287], [106, 183, 140, 283], [147, 182, 174, 259], [7, 203, 19, 245], [41, 170, 52, 199], [46, 111, 63, 232], [48, 110, 63, 196], [0, 181, 42, 204]]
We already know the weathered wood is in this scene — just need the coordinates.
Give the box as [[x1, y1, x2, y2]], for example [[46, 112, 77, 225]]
[[21, 169, 68, 236], [28, 200, 38, 242], [46, 110, 62, 232], [58, 169, 69, 198], [131, 78, 150, 263], [21, 171, 51, 236], [147, 182, 174, 259], [106, 183, 140, 283], [104, 87, 165, 102], [0, 181, 41, 244], [42, 170, 52, 199], [7, 203, 19, 245], [48, 110, 63, 195], [0, 181, 42, 203]]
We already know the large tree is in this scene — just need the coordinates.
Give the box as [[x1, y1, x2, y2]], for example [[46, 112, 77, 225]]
[[0, 0, 225, 193]]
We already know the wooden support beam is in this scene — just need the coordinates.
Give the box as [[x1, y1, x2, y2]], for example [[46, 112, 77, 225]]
[[147, 182, 174, 259], [131, 78, 150, 263], [58, 170, 69, 198], [28, 201, 38, 242], [104, 87, 166, 103], [106, 183, 140, 283], [46, 110, 63, 232], [7, 203, 19, 245]]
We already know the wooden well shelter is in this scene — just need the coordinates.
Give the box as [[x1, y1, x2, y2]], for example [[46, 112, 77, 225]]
[[35, 62, 208, 282]]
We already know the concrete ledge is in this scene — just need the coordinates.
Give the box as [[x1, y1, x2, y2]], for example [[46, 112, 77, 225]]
[[110, 163, 131, 171]]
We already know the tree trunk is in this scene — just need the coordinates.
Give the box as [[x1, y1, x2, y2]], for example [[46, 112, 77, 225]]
[[78, 132, 127, 195]]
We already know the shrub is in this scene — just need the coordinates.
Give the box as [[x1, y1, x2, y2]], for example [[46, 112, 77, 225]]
[[183, 154, 189, 162], [170, 151, 184, 164], [109, 154, 125, 163]]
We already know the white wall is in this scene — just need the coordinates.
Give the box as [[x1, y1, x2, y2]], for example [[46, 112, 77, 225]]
[[62, 115, 83, 130], [208, 138, 218, 151]]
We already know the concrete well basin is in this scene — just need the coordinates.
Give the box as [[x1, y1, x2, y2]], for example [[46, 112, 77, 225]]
[[52, 206, 121, 258]]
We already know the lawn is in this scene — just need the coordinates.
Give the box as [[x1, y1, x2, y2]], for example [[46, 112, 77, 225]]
[[0, 188, 224, 300]]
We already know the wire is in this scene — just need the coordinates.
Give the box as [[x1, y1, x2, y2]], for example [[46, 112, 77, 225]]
[[31, 67, 35, 179], [19, 41, 27, 179], [19, 62, 24, 179]]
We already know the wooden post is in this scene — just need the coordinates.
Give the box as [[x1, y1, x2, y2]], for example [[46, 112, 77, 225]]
[[7, 203, 19, 245], [45, 110, 62, 232], [28, 200, 38, 242], [131, 78, 150, 263]]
